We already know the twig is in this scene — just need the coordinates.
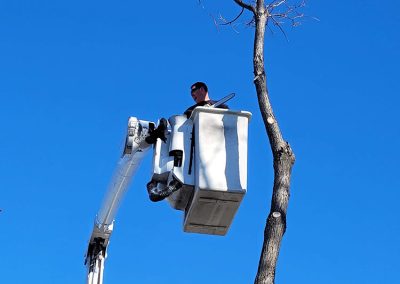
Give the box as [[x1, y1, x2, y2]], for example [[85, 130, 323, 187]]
[[233, 0, 256, 13], [270, 16, 289, 41], [220, 7, 245, 25]]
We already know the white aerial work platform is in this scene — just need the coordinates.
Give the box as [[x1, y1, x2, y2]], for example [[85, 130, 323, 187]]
[[150, 107, 252, 235], [85, 99, 251, 284]]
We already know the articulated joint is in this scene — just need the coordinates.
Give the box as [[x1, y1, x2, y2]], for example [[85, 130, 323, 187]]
[[85, 237, 107, 270], [124, 117, 155, 155]]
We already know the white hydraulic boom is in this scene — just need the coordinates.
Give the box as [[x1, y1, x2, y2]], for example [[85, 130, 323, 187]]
[[84, 117, 154, 284]]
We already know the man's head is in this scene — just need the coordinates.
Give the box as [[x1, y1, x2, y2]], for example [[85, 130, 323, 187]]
[[190, 82, 209, 103]]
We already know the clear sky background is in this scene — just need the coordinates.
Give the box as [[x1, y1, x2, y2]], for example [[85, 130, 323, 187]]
[[1, 1, 399, 283]]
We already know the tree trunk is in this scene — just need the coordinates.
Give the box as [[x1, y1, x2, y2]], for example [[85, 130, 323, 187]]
[[250, 1, 296, 284]]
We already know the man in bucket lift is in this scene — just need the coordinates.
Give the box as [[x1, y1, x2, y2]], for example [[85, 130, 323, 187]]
[[146, 82, 228, 144], [184, 82, 229, 118], [145, 82, 229, 202]]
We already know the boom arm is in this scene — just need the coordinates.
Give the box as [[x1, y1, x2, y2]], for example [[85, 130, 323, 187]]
[[85, 117, 153, 284]]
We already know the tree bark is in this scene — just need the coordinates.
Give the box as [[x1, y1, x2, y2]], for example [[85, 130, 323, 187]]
[[233, 1, 296, 283]]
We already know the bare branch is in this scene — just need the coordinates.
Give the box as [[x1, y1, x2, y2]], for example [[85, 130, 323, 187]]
[[210, 13, 221, 32], [247, 17, 256, 27], [270, 16, 289, 42], [266, 20, 275, 34], [262, 0, 309, 38], [233, 0, 256, 13], [197, 1, 241, 31], [216, 2, 256, 30], [270, 0, 286, 8], [220, 7, 245, 26]]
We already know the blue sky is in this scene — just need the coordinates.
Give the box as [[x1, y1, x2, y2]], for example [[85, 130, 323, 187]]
[[1, 1, 399, 283]]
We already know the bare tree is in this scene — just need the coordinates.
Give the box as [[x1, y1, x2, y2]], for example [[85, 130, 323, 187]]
[[225, 1, 302, 283]]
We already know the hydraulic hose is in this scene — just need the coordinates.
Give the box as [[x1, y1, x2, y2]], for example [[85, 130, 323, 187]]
[[147, 179, 182, 202]]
